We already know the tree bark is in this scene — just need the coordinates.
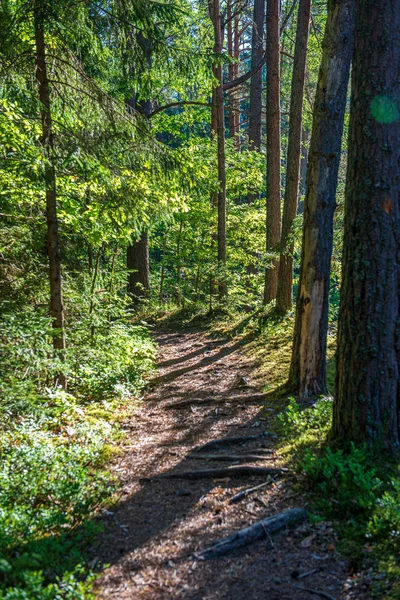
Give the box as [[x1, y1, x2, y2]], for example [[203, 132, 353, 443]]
[[332, 0, 400, 451], [247, 0, 265, 203], [34, 4, 66, 387], [276, 0, 311, 314], [299, 127, 310, 199], [127, 232, 150, 302], [263, 0, 281, 304], [288, 0, 354, 397], [248, 0, 265, 152], [227, 1, 240, 149], [126, 33, 152, 304], [209, 0, 227, 299]]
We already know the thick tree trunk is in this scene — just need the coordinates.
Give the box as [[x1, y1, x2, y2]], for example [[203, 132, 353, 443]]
[[288, 0, 354, 397], [332, 0, 400, 451], [263, 0, 281, 304], [209, 0, 227, 299], [34, 6, 66, 387], [127, 232, 150, 302], [276, 0, 311, 315]]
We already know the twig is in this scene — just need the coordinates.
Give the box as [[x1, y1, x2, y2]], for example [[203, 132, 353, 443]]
[[297, 568, 322, 581], [229, 478, 278, 505], [293, 585, 337, 600]]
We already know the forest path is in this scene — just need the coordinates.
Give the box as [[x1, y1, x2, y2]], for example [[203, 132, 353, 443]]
[[92, 328, 359, 600]]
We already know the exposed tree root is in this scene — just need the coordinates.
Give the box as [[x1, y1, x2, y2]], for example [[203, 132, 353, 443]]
[[165, 393, 268, 409], [143, 465, 289, 481], [186, 454, 274, 462], [196, 508, 308, 560], [193, 433, 270, 452]]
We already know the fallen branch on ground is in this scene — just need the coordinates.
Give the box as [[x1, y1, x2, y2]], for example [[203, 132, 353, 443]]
[[193, 433, 269, 452], [196, 508, 308, 560], [165, 392, 268, 409], [142, 465, 289, 481], [292, 585, 336, 600], [186, 454, 274, 462], [228, 479, 275, 504]]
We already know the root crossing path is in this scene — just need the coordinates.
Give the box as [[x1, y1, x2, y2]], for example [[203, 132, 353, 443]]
[[92, 329, 364, 600]]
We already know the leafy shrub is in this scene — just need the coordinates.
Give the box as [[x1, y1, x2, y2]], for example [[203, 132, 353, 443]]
[[301, 443, 382, 516], [278, 396, 333, 438], [0, 303, 156, 599]]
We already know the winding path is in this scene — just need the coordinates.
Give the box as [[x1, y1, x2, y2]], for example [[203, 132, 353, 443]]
[[92, 328, 364, 600]]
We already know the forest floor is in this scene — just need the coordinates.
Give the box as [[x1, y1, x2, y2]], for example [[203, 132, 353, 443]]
[[91, 326, 368, 600]]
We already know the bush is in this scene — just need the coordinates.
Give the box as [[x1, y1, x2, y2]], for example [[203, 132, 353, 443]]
[[0, 303, 156, 599]]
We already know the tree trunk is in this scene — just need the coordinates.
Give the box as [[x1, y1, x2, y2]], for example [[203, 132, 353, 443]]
[[227, 1, 240, 149], [276, 0, 311, 315], [263, 0, 281, 304], [126, 33, 152, 304], [127, 232, 150, 302], [299, 127, 310, 199], [176, 220, 183, 306], [159, 232, 167, 302], [34, 5, 66, 387], [248, 0, 265, 152], [332, 0, 400, 451], [209, 0, 227, 299], [247, 0, 265, 204], [288, 0, 354, 397]]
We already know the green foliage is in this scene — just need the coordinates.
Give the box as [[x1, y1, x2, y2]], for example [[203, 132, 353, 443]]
[[301, 444, 382, 516], [278, 397, 333, 438], [0, 300, 155, 598], [278, 397, 400, 598]]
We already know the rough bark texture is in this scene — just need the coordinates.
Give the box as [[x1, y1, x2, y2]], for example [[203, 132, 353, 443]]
[[264, 0, 281, 304], [332, 0, 400, 451], [127, 232, 150, 301], [197, 508, 308, 560], [289, 0, 354, 397], [276, 0, 311, 314], [34, 6, 66, 383], [210, 0, 227, 299]]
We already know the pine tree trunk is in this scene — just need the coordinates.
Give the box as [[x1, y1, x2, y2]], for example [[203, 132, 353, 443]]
[[263, 0, 281, 304], [127, 232, 150, 302], [276, 0, 311, 315], [227, 1, 240, 149], [210, 0, 227, 299], [288, 0, 354, 397], [34, 5, 66, 387], [299, 127, 310, 199], [247, 0, 265, 204], [248, 0, 265, 152], [332, 0, 400, 451], [126, 33, 151, 304]]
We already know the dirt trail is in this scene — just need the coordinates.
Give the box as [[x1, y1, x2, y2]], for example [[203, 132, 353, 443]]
[[92, 329, 365, 600]]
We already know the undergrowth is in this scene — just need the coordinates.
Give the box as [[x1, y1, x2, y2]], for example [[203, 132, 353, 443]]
[[0, 304, 156, 599], [278, 397, 400, 599]]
